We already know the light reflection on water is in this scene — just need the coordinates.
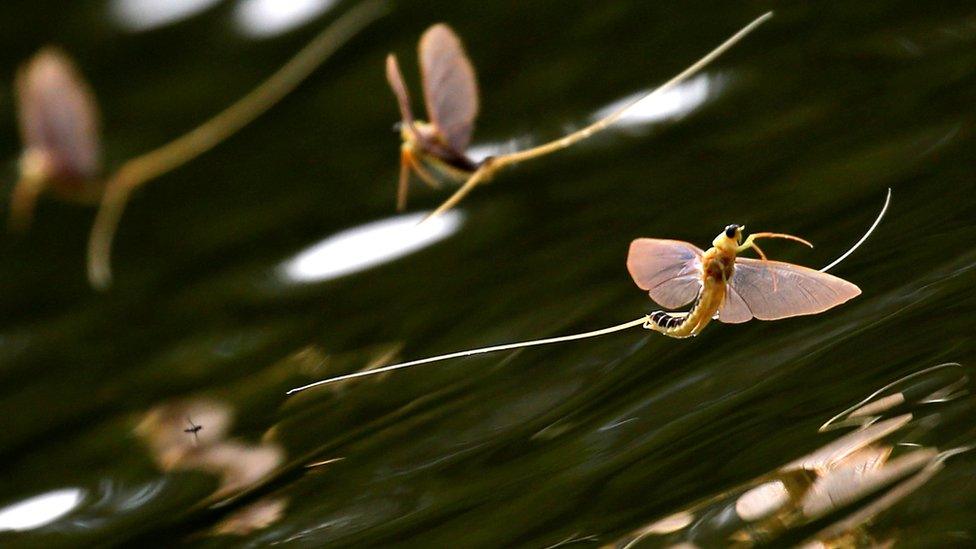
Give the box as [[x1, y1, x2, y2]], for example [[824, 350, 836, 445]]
[[588, 74, 721, 135], [608, 363, 974, 548], [0, 489, 84, 532], [109, 0, 222, 31], [279, 210, 465, 283], [234, 0, 339, 37], [136, 397, 285, 501], [465, 137, 530, 165], [467, 74, 719, 163]]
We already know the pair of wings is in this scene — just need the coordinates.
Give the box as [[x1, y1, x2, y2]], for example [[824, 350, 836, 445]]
[[385, 24, 479, 155], [16, 48, 101, 182], [626, 238, 861, 323]]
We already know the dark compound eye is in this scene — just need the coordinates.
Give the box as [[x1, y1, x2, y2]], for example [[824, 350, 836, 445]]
[[724, 224, 740, 238]]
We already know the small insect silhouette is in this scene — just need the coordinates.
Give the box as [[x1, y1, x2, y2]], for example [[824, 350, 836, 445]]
[[287, 190, 890, 394], [5, 1, 386, 289], [184, 417, 203, 444], [387, 13, 773, 218]]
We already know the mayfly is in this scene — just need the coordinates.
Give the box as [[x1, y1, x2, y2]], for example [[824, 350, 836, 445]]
[[386, 23, 480, 211], [387, 12, 773, 218], [10, 48, 101, 232], [627, 225, 860, 337], [6, 1, 386, 289], [287, 190, 891, 394]]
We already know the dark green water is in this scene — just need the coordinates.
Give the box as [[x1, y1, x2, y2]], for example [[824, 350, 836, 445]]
[[1, 1, 975, 547]]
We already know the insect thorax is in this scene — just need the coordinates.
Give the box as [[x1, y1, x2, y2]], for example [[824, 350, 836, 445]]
[[702, 248, 735, 283]]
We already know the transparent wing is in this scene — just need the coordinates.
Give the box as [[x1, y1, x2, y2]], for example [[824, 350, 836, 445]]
[[385, 53, 415, 126], [626, 239, 704, 309], [719, 258, 861, 322], [718, 283, 753, 324], [419, 23, 479, 153], [16, 47, 100, 180]]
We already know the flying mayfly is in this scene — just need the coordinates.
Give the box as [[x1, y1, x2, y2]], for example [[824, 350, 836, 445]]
[[385, 23, 479, 211], [287, 190, 891, 394], [386, 12, 773, 217], [10, 48, 101, 231], [5, 1, 386, 290], [627, 225, 860, 337]]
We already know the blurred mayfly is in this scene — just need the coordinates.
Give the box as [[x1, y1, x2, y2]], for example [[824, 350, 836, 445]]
[[5, 1, 386, 289], [287, 190, 890, 394], [386, 24, 479, 211], [10, 49, 101, 231], [628, 225, 860, 337], [387, 12, 773, 217]]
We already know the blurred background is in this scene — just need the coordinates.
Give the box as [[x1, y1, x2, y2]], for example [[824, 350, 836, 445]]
[[0, 0, 974, 546]]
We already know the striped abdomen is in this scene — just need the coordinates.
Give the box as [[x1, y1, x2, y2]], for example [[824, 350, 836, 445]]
[[646, 275, 728, 338], [646, 301, 703, 339], [648, 310, 686, 330]]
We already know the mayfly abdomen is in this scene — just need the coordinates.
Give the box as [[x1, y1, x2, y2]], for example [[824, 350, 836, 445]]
[[649, 310, 686, 330], [646, 297, 702, 338], [645, 279, 722, 338]]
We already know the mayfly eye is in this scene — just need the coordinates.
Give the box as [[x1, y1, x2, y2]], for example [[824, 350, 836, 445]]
[[724, 224, 740, 238], [392, 121, 404, 133]]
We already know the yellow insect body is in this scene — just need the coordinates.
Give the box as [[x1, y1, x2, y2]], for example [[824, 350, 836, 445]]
[[399, 121, 474, 187], [644, 230, 739, 338], [630, 224, 864, 339]]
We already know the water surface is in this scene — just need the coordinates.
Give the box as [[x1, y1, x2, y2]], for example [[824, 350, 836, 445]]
[[0, 0, 974, 547]]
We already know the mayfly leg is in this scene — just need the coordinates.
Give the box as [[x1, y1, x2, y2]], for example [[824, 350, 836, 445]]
[[398, 147, 446, 211], [397, 147, 412, 211], [407, 153, 442, 190], [7, 171, 46, 233]]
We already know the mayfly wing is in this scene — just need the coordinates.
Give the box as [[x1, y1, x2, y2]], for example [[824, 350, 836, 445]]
[[716, 282, 752, 323], [387, 53, 417, 211], [385, 53, 416, 126], [626, 238, 704, 308], [718, 257, 861, 322], [16, 47, 101, 182], [419, 23, 479, 153]]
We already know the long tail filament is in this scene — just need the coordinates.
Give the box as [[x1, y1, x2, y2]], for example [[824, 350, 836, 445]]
[[424, 11, 775, 220], [286, 315, 651, 394]]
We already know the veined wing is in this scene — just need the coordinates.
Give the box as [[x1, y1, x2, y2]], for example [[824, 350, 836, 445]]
[[419, 24, 479, 153], [385, 54, 416, 126], [718, 257, 861, 323], [16, 48, 100, 180], [627, 238, 703, 309]]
